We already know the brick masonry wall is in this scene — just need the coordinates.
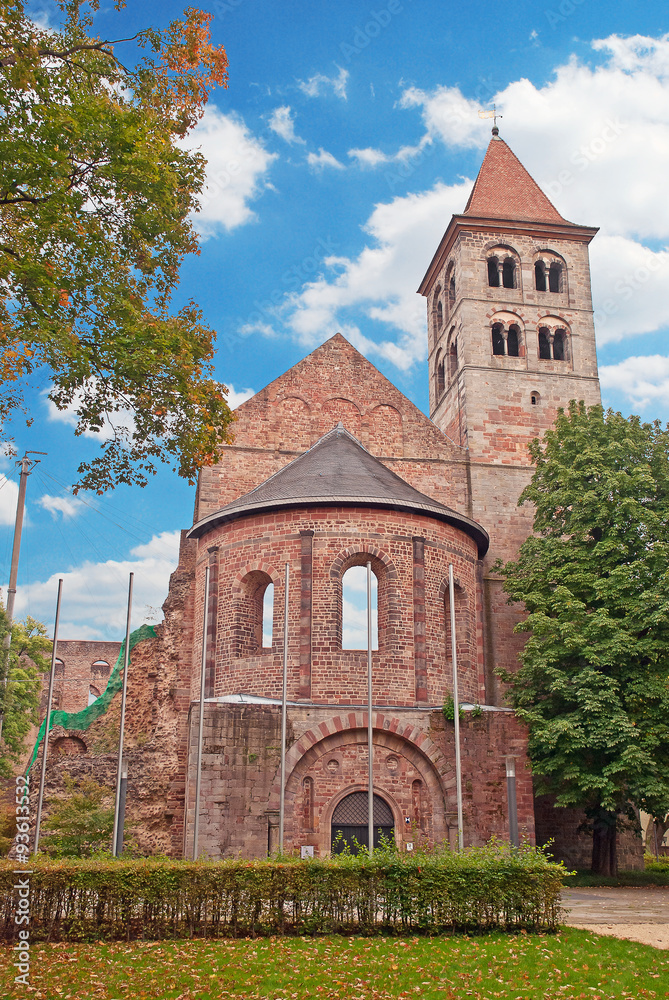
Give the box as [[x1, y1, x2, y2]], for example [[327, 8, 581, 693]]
[[190, 506, 483, 709]]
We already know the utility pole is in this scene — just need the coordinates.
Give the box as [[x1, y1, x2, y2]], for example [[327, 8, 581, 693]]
[[0, 451, 47, 742]]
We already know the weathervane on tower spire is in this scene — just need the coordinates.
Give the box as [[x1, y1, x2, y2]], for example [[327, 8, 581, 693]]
[[478, 104, 503, 136]]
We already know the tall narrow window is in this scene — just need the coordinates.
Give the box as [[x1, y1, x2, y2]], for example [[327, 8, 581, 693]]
[[492, 323, 505, 356], [88, 685, 100, 706], [448, 339, 458, 380], [535, 261, 547, 291], [436, 299, 443, 328], [553, 329, 566, 361], [502, 258, 516, 289], [448, 274, 456, 310], [436, 358, 445, 397], [262, 583, 274, 647], [487, 257, 500, 287], [538, 328, 551, 360], [507, 326, 520, 357], [549, 262, 562, 293], [342, 566, 378, 650]]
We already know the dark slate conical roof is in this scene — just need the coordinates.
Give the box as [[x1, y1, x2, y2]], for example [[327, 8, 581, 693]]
[[188, 424, 489, 556]]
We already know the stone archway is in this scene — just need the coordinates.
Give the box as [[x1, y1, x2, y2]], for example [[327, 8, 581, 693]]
[[271, 713, 454, 854], [331, 791, 394, 853]]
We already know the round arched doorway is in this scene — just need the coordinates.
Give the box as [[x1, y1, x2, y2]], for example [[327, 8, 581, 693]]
[[331, 792, 394, 853]]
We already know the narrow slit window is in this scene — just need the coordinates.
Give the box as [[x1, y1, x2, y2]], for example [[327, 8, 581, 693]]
[[342, 566, 378, 650], [262, 583, 274, 647]]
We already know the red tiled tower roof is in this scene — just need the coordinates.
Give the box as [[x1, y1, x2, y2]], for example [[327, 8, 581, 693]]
[[463, 135, 566, 224]]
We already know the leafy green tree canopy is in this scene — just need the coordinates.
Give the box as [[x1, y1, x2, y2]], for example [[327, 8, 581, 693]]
[[0, 0, 234, 491], [0, 604, 51, 777], [499, 402, 669, 874]]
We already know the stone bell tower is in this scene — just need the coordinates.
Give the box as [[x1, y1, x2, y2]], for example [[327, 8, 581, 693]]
[[418, 128, 602, 696]]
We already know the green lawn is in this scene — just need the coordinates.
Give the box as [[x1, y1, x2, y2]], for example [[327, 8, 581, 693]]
[[2, 929, 667, 999]]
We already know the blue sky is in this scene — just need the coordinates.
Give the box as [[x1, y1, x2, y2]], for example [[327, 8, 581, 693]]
[[3, 0, 669, 639]]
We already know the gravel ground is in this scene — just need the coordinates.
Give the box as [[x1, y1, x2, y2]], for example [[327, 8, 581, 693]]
[[562, 887, 669, 949]]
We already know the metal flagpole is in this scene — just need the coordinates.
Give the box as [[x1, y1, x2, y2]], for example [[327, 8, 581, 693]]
[[34, 577, 63, 854], [448, 564, 464, 851], [279, 563, 289, 854], [113, 573, 133, 856], [193, 565, 210, 861], [367, 560, 374, 857], [0, 451, 46, 743]]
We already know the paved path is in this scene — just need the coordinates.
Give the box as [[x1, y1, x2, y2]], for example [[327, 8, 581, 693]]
[[562, 887, 669, 949]]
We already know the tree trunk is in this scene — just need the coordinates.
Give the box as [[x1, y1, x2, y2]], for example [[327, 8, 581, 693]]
[[645, 814, 669, 857], [591, 812, 617, 876]]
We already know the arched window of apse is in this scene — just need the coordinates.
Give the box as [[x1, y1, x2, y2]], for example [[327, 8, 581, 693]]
[[262, 583, 274, 648], [342, 566, 378, 650]]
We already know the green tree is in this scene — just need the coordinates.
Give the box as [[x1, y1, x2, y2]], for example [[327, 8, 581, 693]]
[[0, 1, 234, 492], [0, 604, 51, 777], [499, 402, 669, 875], [40, 774, 116, 856]]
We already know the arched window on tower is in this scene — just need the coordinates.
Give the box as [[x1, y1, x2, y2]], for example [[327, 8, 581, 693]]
[[549, 261, 562, 293], [535, 260, 547, 292], [487, 256, 500, 287], [436, 299, 443, 329], [436, 356, 445, 397], [502, 257, 516, 289], [538, 327, 551, 360], [553, 328, 567, 361], [507, 325, 520, 357], [491, 322, 505, 356], [342, 566, 378, 650], [448, 337, 458, 380], [448, 273, 456, 311]]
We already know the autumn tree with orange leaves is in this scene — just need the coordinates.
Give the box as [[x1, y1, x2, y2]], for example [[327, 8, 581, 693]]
[[0, 1, 234, 491]]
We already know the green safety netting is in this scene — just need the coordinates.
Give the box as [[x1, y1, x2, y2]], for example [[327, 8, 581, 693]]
[[26, 624, 156, 773]]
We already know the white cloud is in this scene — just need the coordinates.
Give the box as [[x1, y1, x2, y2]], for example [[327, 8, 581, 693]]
[[600, 355, 669, 410], [0, 476, 20, 527], [268, 106, 305, 145], [589, 236, 669, 344], [280, 179, 473, 369], [307, 148, 345, 171], [225, 385, 255, 409], [38, 494, 86, 520], [239, 321, 278, 339], [348, 135, 432, 168], [184, 106, 277, 237], [298, 66, 349, 100], [12, 531, 181, 640]]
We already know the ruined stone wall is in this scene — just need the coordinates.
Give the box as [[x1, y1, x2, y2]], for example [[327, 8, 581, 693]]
[[41, 640, 120, 715]]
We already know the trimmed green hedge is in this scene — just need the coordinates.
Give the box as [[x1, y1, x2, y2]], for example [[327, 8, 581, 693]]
[[0, 843, 567, 941]]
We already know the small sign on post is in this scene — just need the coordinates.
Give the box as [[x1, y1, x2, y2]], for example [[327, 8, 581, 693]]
[[300, 845, 314, 859]]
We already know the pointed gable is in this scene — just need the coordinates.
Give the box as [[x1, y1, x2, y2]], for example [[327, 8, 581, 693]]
[[463, 136, 566, 224], [190, 423, 488, 556], [195, 333, 470, 523]]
